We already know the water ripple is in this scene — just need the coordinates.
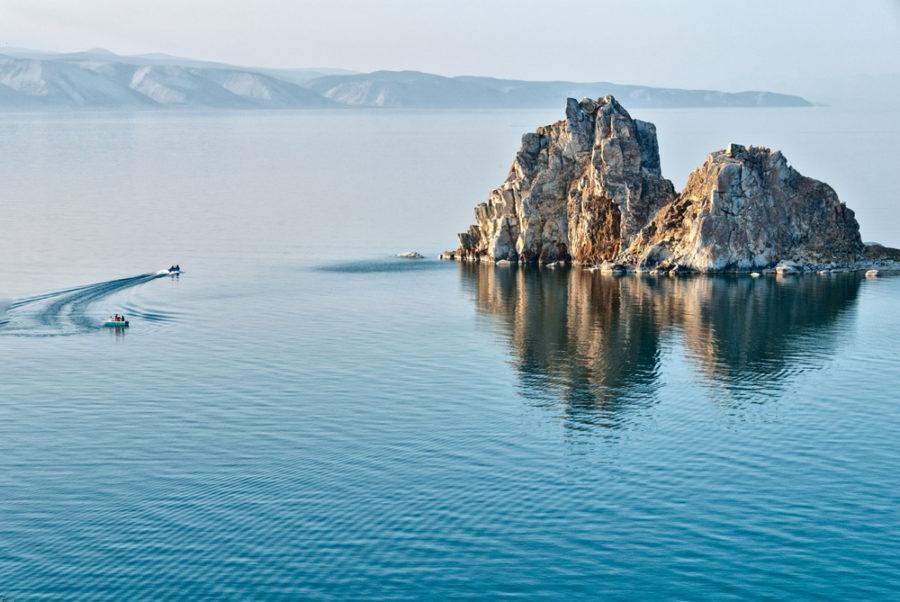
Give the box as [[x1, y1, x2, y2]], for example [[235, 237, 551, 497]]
[[0, 271, 176, 336], [317, 257, 453, 274]]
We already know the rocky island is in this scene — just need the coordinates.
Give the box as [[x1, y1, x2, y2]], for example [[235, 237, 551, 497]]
[[442, 95, 898, 273]]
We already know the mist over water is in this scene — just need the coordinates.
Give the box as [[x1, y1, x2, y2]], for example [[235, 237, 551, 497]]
[[1, 108, 899, 600]]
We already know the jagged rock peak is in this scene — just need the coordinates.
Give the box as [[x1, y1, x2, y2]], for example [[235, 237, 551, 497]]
[[625, 143, 864, 271], [456, 95, 676, 264]]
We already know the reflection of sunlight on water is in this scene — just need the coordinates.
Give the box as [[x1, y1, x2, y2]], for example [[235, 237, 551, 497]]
[[459, 264, 864, 432]]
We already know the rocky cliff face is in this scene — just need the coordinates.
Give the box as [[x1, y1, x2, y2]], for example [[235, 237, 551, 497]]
[[625, 144, 864, 271], [450, 96, 866, 271], [458, 96, 676, 263]]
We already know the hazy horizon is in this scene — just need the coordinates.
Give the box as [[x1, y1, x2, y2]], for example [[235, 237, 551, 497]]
[[1, 0, 897, 96]]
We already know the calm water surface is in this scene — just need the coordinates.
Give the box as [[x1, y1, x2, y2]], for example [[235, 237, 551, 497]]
[[1, 109, 899, 600]]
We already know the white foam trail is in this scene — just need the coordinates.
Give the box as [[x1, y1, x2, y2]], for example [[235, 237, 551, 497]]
[[1, 272, 165, 335]]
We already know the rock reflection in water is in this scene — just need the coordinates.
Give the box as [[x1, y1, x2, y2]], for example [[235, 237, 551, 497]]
[[459, 263, 862, 428]]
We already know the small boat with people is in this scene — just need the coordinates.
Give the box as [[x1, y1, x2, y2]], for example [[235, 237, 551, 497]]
[[104, 314, 129, 327], [168, 264, 181, 274]]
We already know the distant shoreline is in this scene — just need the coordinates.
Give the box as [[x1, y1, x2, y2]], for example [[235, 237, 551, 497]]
[[0, 48, 811, 112]]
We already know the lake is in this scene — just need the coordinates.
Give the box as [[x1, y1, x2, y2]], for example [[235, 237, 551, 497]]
[[1, 107, 899, 600]]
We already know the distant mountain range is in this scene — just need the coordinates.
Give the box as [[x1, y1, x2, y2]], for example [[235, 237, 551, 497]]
[[305, 71, 811, 109], [0, 48, 812, 111]]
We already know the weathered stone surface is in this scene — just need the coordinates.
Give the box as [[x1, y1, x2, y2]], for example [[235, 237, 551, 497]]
[[626, 144, 864, 271], [448, 96, 872, 272], [864, 243, 900, 262], [455, 95, 675, 264]]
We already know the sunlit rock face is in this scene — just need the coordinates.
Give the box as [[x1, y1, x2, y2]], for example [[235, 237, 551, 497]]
[[625, 144, 864, 271], [457, 96, 676, 264], [452, 98, 865, 271]]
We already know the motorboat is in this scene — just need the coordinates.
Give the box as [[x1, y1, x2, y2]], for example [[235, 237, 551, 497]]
[[104, 316, 129, 327], [168, 265, 181, 274]]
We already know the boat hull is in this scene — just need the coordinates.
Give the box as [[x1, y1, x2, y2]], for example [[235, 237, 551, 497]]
[[103, 321, 129, 327]]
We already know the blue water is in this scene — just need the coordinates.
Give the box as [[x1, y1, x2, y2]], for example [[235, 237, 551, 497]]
[[1, 109, 900, 600]]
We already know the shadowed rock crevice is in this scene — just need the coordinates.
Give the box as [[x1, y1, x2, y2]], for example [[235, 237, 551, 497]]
[[571, 194, 621, 262]]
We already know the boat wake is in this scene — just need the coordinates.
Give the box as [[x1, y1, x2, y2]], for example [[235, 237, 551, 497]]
[[0, 272, 169, 336]]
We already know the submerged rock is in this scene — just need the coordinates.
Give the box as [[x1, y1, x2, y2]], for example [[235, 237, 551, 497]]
[[447, 96, 875, 272]]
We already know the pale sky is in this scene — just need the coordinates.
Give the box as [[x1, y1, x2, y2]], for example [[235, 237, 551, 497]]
[[1, 0, 898, 92]]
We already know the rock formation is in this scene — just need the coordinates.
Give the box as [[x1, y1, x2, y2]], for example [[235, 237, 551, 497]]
[[624, 144, 864, 271], [457, 96, 675, 264], [446, 95, 873, 272]]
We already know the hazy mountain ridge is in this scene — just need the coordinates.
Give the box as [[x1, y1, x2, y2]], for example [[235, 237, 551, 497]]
[[0, 49, 340, 110], [306, 71, 812, 108], [0, 48, 812, 110]]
